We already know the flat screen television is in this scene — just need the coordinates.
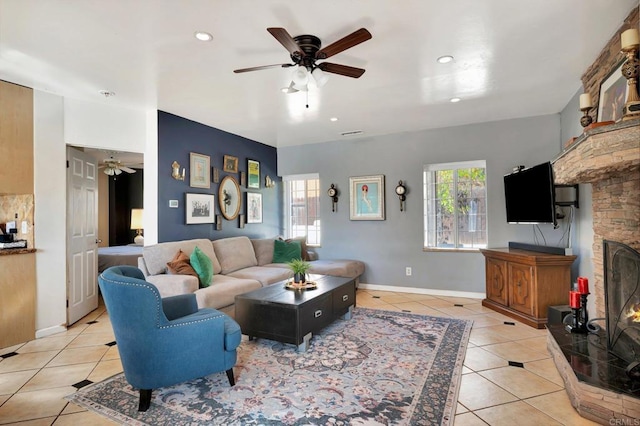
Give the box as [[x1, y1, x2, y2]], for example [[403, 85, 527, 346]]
[[504, 161, 556, 225]]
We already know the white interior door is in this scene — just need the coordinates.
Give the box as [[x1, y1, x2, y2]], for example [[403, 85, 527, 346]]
[[67, 147, 99, 325]]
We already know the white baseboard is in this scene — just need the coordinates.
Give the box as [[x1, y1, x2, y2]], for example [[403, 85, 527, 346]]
[[357, 283, 486, 300], [35, 324, 67, 339]]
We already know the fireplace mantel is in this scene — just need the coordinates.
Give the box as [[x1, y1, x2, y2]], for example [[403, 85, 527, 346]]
[[553, 119, 640, 185], [552, 119, 639, 320]]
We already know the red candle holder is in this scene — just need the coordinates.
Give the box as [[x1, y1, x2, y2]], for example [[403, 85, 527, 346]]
[[569, 291, 581, 308], [578, 277, 589, 294]]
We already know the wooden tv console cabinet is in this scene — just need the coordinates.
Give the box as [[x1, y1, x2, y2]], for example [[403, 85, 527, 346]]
[[480, 248, 576, 329]]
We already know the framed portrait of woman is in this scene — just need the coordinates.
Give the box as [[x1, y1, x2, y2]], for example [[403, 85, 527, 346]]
[[349, 175, 385, 220]]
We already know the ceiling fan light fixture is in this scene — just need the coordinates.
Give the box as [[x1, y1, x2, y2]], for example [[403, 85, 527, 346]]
[[291, 81, 308, 92], [292, 65, 309, 86], [104, 167, 114, 176], [281, 82, 299, 94], [311, 67, 329, 87]]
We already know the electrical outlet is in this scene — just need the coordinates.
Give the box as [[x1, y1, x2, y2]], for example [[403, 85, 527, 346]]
[[405, 267, 412, 276]]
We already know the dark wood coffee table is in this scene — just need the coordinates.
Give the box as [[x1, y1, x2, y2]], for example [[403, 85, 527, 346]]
[[234, 274, 356, 352]]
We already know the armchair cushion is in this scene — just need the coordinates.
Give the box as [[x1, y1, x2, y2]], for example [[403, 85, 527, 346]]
[[162, 294, 198, 320]]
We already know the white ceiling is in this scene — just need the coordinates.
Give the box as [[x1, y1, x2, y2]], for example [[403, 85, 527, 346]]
[[1, 1, 637, 149]]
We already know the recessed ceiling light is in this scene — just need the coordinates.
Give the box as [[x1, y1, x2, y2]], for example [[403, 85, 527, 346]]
[[450, 97, 461, 103], [330, 117, 338, 122], [194, 31, 213, 42], [437, 55, 454, 64]]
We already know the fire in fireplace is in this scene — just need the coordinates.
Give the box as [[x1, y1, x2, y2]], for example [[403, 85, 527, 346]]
[[603, 240, 640, 380]]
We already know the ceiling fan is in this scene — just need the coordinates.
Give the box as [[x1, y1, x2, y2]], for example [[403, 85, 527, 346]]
[[234, 27, 372, 87], [100, 157, 137, 176]]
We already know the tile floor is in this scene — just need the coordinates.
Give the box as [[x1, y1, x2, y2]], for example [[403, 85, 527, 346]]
[[0, 289, 598, 425]]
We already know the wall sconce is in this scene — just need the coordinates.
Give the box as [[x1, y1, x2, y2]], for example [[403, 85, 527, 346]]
[[327, 183, 338, 212], [172, 161, 185, 180], [265, 175, 275, 188], [395, 180, 407, 211]]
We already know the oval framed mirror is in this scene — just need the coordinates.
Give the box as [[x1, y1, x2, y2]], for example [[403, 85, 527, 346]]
[[218, 175, 241, 220]]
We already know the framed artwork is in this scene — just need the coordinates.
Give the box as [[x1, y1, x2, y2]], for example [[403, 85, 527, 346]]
[[349, 175, 385, 221], [212, 167, 220, 184], [189, 152, 210, 188], [218, 175, 241, 220], [216, 215, 222, 230], [240, 171, 246, 187], [185, 193, 215, 224], [223, 155, 239, 173], [169, 199, 179, 208], [597, 59, 628, 123], [239, 214, 245, 229], [246, 192, 263, 223], [247, 159, 260, 189]]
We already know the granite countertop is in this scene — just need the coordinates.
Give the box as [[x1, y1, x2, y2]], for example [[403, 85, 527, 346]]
[[0, 248, 36, 256]]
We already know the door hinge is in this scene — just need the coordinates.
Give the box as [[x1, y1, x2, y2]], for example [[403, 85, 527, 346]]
[[66, 299, 69, 308], [66, 160, 69, 168]]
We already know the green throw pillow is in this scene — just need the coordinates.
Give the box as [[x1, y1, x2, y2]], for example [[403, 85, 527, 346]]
[[272, 239, 302, 263], [189, 246, 213, 287]]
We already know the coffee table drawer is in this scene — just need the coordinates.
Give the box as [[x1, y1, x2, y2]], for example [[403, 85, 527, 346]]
[[299, 293, 333, 338], [332, 280, 355, 314]]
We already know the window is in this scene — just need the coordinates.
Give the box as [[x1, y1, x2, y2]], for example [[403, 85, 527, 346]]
[[423, 160, 487, 250], [283, 174, 321, 246]]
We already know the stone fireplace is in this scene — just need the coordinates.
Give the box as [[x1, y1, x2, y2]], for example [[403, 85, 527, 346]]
[[549, 120, 640, 422]]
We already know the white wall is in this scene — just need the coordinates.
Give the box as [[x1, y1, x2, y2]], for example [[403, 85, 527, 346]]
[[33, 91, 67, 336], [33, 93, 152, 336]]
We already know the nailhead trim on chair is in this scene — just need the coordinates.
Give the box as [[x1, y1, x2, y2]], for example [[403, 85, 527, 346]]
[[100, 275, 226, 329]]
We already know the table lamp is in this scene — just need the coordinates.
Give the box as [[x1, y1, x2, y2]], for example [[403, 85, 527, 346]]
[[130, 208, 144, 245]]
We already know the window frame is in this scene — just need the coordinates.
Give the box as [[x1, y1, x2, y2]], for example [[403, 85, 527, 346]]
[[423, 160, 487, 252], [283, 173, 321, 247]]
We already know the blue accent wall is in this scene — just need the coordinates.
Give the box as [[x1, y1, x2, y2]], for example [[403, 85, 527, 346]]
[[157, 111, 281, 242]]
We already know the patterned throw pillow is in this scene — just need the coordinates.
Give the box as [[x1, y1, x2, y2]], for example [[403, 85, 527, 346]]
[[166, 250, 198, 276]]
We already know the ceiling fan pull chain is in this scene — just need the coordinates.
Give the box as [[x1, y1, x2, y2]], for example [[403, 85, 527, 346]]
[[306, 90, 309, 109]]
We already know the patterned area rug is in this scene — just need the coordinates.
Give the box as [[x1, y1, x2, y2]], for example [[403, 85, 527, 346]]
[[67, 308, 472, 425]]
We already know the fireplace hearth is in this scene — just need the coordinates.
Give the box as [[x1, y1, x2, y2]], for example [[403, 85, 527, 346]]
[[604, 240, 640, 379]]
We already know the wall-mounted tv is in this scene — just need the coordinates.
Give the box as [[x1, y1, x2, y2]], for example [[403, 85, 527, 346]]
[[504, 161, 556, 225]]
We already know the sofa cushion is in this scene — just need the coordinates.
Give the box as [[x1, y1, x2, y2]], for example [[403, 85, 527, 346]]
[[308, 259, 365, 279], [194, 275, 261, 310], [190, 246, 213, 287], [146, 274, 199, 298], [143, 239, 221, 275], [166, 250, 198, 276], [213, 236, 257, 274], [272, 239, 301, 263], [227, 266, 292, 287], [251, 238, 275, 266]]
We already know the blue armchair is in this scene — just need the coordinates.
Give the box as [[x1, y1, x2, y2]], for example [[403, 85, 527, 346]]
[[97, 265, 241, 411]]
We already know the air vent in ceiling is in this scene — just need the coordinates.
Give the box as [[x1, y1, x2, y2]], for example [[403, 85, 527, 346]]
[[340, 130, 364, 137]]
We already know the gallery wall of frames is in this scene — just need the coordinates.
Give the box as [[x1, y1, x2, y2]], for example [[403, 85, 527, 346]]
[[157, 111, 281, 242]]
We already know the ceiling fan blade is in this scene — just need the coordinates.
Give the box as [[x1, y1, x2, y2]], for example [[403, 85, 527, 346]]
[[267, 27, 304, 58], [318, 62, 366, 78], [316, 28, 372, 60], [234, 63, 294, 73], [120, 166, 136, 174]]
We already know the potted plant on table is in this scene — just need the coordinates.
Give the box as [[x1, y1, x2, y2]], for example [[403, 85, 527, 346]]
[[287, 258, 311, 284]]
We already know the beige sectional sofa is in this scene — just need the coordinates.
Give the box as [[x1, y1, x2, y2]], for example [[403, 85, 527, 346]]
[[137, 236, 364, 316]]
